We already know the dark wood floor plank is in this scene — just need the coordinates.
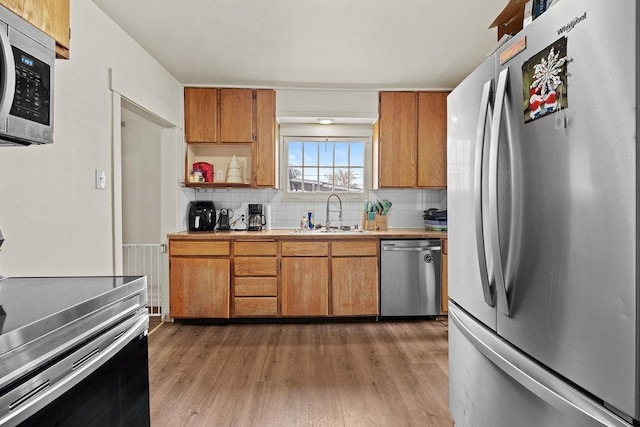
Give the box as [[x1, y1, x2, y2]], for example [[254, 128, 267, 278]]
[[148, 320, 453, 427]]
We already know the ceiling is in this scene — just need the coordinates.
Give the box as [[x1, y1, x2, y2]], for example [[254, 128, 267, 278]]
[[91, 0, 508, 90]]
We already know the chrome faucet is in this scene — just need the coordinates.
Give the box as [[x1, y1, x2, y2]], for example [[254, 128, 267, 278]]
[[325, 193, 343, 230]]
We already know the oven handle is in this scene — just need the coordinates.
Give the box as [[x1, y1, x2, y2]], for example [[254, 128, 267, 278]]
[[1, 314, 148, 426], [0, 26, 15, 126]]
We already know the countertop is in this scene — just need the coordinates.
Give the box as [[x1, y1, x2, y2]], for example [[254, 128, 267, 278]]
[[168, 228, 447, 240]]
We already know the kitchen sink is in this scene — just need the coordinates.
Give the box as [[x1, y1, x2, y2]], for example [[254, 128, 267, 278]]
[[290, 228, 372, 235]]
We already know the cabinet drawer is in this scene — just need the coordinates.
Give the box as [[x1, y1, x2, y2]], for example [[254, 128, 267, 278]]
[[234, 240, 277, 256], [281, 241, 329, 257], [332, 240, 378, 257], [234, 277, 277, 296], [170, 240, 230, 256], [234, 297, 277, 317], [234, 257, 277, 276]]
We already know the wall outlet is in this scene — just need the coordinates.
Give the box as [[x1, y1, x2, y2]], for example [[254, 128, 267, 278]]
[[95, 169, 107, 190]]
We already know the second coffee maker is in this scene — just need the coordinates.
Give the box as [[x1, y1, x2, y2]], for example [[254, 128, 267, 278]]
[[247, 204, 265, 231]]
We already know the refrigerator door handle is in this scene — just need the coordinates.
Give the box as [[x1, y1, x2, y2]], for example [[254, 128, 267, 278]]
[[449, 303, 632, 427], [474, 79, 495, 307], [489, 67, 511, 316]]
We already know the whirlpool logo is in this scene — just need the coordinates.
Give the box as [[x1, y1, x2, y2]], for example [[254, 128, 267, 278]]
[[558, 11, 587, 35]]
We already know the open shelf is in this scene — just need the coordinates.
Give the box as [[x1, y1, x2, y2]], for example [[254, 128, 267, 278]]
[[186, 143, 253, 185]]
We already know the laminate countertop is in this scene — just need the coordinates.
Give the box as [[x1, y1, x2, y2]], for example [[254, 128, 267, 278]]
[[167, 228, 447, 240]]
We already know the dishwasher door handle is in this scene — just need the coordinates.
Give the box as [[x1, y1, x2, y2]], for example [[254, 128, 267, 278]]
[[382, 246, 441, 252]]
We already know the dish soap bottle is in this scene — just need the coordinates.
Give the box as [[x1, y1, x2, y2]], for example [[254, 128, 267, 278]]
[[307, 210, 314, 229]]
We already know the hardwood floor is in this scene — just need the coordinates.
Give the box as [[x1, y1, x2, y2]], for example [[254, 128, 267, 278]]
[[148, 319, 453, 427]]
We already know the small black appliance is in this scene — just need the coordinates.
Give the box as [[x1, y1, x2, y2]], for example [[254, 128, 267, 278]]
[[218, 208, 232, 231], [188, 201, 216, 231], [247, 204, 265, 231]]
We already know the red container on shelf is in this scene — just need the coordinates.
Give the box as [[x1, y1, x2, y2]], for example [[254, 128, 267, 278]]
[[193, 162, 214, 182]]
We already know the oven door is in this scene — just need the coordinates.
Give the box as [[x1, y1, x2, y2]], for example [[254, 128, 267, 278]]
[[0, 312, 150, 427], [0, 16, 54, 145]]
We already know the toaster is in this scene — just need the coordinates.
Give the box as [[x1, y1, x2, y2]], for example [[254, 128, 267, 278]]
[[188, 201, 216, 231]]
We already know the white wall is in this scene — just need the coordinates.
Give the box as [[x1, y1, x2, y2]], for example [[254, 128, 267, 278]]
[[0, 0, 182, 276], [121, 108, 162, 244]]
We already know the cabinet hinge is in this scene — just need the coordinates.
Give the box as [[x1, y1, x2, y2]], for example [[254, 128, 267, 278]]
[[69, 27, 71, 40]]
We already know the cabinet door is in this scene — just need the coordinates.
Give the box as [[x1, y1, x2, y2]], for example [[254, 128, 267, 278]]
[[378, 92, 418, 188], [281, 257, 329, 316], [170, 257, 230, 318], [418, 92, 448, 188], [184, 88, 218, 143], [254, 89, 276, 187], [332, 257, 379, 316], [0, 0, 70, 58], [220, 88, 253, 143]]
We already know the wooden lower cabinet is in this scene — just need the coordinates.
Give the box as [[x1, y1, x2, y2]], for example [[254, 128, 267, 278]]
[[331, 240, 379, 316], [233, 240, 278, 317], [168, 236, 442, 319], [281, 257, 329, 317], [332, 257, 379, 316], [170, 257, 230, 318]]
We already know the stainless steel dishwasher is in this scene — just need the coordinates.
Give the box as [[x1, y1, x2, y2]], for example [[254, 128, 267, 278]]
[[380, 239, 441, 316]]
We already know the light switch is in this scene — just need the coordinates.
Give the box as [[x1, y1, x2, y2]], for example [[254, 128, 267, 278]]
[[95, 169, 107, 190]]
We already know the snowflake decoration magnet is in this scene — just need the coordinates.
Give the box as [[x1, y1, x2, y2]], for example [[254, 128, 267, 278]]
[[522, 37, 569, 123]]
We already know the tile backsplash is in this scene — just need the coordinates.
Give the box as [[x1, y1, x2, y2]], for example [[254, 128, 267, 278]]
[[181, 188, 447, 230]]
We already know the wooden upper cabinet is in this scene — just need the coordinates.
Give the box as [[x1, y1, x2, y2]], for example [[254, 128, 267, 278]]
[[220, 88, 253, 143], [378, 92, 418, 188], [184, 88, 218, 143], [254, 89, 276, 187], [378, 91, 448, 189], [418, 92, 448, 188], [0, 0, 70, 58]]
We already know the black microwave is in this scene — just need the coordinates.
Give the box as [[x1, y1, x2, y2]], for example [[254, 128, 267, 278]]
[[0, 6, 55, 146]]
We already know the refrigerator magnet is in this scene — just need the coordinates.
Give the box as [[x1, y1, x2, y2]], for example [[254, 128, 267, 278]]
[[522, 37, 569, 123]]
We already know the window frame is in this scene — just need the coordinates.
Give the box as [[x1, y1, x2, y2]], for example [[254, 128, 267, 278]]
[[280, 135, 372, 201]]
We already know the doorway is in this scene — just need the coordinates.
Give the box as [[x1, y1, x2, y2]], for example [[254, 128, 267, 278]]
[[117, 98, 181, 320]]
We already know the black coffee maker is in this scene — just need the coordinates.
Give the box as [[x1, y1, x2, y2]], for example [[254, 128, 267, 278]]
[[247, 204, 265, 231]]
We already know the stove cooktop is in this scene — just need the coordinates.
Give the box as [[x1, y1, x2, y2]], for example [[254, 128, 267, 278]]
[[0, 276, 142, 337], [0, 276, 147, 390]]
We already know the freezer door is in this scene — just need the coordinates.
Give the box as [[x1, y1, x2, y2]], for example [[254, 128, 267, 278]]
[[493, 0, 638, 420], [449, 303, 632, 427], [447, 56, 497, 330]]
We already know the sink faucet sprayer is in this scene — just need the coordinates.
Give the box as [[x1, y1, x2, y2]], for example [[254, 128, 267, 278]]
[[325, 193, 343, 230]]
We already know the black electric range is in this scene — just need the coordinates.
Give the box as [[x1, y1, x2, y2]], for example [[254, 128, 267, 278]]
[[0, 276, 150, 425]]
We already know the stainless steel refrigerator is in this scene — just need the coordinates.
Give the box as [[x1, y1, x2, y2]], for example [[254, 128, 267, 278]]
[[447, 0, 638, 425]]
